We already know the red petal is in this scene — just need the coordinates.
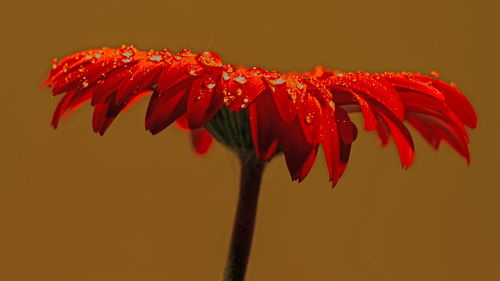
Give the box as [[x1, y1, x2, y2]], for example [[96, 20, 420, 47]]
[[373, 105, 415, 169], [248, 90, 284, 161], [145, 79, 193, 135], [348, 89, 378, 131], [157, 57, 195, 92], [374, 116, 390, 146], [92, 92, 124, 135], [414, 76, 477, 129], [282, 118, 317, 181], [270, 77, 298, 124], [116, 61, 164, 104], [322, 107, 352, 187], [190, 128, 214, 155], [186, 78, 214, 128], [298, 94, 323, 145], [384, 73, 445, 102]]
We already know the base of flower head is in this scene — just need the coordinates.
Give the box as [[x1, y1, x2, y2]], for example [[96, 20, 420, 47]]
[[204, 106, 275, 160]]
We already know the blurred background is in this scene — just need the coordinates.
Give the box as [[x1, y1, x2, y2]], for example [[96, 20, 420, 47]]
[[1, 0, 498, 280]]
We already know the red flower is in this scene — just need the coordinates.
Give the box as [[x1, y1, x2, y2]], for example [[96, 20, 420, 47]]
[[44, 45, 477, 187]]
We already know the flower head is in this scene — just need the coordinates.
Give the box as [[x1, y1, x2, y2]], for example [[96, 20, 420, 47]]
[[44, 45, 477, 187]]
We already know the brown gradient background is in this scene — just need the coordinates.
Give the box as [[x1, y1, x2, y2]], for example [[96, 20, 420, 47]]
[[1, 0, 498, 280]]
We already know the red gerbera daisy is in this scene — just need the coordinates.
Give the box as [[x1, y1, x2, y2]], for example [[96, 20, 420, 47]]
[[43, 45, 477, 281]]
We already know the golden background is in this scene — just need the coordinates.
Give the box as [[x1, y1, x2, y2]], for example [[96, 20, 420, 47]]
[[1, 0, 498, 280]]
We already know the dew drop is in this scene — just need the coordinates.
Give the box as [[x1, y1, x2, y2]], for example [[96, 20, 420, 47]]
[[51, 63, 57, 70], [236, 89, 243, 96], [149, 54, 162, 62], [234, 76, 247, 84], [296, 82, 304, 90], [270, 77, 285, 85], [196, 51, 222, 67], [161, 49, 172, 57], [119, 45, 135, 58], [243, 97, 249, 103], [179, 49, 193, 57], [430, 71, 440, 78], [174, 55, 182, 61], [206, 83, 216, 89], [329, 101, 335, 110], [287, 89, 297, 101], [122, 58, 132, 63], [82, 79, 89, 88], [304, 114, 314, 125], [222, 72, 231, 81], [187, 67, 198, 76]]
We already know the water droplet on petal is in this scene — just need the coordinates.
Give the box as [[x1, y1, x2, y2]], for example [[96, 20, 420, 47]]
[[161, 49, 172, 57], [287, 89, 297, 101], [194, 94, 203, 102], [222, 72, 231, 81], [236, 89, 243, 96], [179, 49, 193, 57], [243, 97, 249, 103], [270, 77, 285, 85], [329, 101, 335, 110], [187, 67, 198, 76], [206, 83, 216, 89], [121, 51, 134, 58], [234, 76, 247, 84], [82, 79, 89, 88], [196, 51, 223, 67], [296, 82, 304, 90], [430, 71, 440, 78], [149, 54, 163, 62], [304, 114, 314, 125]]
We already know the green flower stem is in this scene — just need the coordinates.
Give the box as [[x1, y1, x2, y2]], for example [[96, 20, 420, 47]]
[[223, 154, 266, 281]]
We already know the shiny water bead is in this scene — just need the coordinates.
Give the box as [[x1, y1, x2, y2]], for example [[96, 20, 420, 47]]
[[222, 72, 231, 81], [328, 101, 335, 110], [179, 49, 193, 56], [160, 49, 172, 56], [149, 53, 163, 62], [119, 46, 135, 58], [234, 75, 247, 84], [269, 76, 286, 85], [187, 66, 199, 76], [304, 114, 314, 125], [196, 51, 223, 68], [287, 88, 298, 101], [430, 71, 440, 78]]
